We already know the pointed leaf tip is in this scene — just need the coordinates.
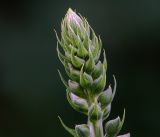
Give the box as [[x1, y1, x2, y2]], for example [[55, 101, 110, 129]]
[[58, 70, 68, 88], [58, 116, 76, 136]]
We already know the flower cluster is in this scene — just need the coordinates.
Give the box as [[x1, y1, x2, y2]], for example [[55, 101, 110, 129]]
[[56, 8, 130, 137]]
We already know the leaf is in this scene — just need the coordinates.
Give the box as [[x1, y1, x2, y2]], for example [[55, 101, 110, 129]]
[[119, 109, 126, 131], [57, 42, 70, 65], [54, 29, 65, 50], [77, 42, 88, 58], [88, 104, 102, 121], [103, 49, 107, 71], [92, 64, 106, 94], [103, 104, 111, 120], [68, 63, 81, 82], [71, 48, 85, 68], [58, 116, 76, 136], [111, 75, 117, 102], [80, 65, 93, 88], [85, 47, 95, 73], [58, 70, 68, 88]]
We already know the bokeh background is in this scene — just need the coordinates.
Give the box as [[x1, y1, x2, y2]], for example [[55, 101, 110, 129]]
[[0, 0, 160, 137]]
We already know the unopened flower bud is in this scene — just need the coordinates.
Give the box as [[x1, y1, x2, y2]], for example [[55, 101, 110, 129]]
[[68, 80, 86, 98], [65, 8, 82, 29], [80, 65, 93, 88], [75, 124, 90, 137], [88, 104, 102, 121], [92, 64, 106, 94], [67, 91, 88, 115], [105, 110, 125, 137], [98, 85, 112, 108], [105, 117, 121, 137], [103, 104, 111, 120]]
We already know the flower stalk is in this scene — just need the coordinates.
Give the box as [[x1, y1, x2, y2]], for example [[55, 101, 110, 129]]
[[56, 8, 130, 137]]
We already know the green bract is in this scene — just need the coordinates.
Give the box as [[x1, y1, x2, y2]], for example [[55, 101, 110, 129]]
[[56, 8, 130, 137]]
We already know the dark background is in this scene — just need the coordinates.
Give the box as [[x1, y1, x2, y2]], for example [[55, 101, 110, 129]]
[[0, 0, 160, 137]]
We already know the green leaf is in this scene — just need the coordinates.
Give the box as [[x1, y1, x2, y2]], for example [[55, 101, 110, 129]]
[[71, 48, 85, 68], [54, 29, 65, 50], [103, 104, 111, 120], [58, 70, 68, 88], [85, 48, 95, 73], [57, 42, 69, 64], [111, 75, 117, 102], [119, 109, 126, 131], [68, 63, 81, 82], [77, 40, 88, 58], [103, 49, 107, 71], [58, 116, 76, 136], [83, 35, 89, 50], [80, 65, 93, 88], [92, 35, 102, 63]]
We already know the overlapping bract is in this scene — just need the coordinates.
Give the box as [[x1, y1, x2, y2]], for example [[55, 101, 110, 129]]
[[56, 8, 129, 137]]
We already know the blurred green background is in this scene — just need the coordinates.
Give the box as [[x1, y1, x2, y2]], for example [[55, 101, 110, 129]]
[[0, 0, 160, 137]]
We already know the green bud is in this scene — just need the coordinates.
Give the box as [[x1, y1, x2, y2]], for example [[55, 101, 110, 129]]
[[105, 117, 121, 137], [66, 91, 88, 115], [92, 64, 106, 94], [103, 104, 111, 120], [92, 36, 102, 62], [67, 63, 80, 82], [92, 61, 103, 79], [98, 85, 112, 108], [105, 109, 126, 137], [88, 104, 102, 121], [80, 65, 93, 88], [57, 43, 70, 65], [71, 48, 85, 68], [75, 124, 90, 137], [83, 35, 90, 50], [85, 48, 95, 73], [77, 42, 88, 58], [63, 8, 83, 31], [81, 72, 93, 88], [68, 80, 86, 98]]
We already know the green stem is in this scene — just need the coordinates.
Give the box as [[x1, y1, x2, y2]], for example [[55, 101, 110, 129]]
[[87, 90, 104, 137], [88, 118, 104, 137]]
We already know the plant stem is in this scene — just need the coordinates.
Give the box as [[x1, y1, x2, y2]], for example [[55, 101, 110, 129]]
[[87, 90, 104, 137], [88, 118, 104, 137]]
